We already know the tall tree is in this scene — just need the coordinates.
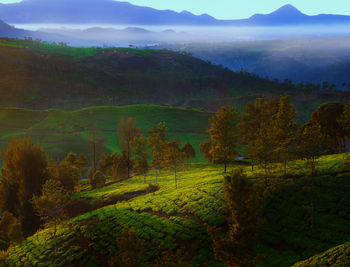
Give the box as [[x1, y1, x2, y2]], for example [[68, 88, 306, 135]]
[[132, 135, 149, 183], [87, 124, 107, 172], [117, 118, 141, 178], [209, 168, 264, 267], [162, 140, 184, 188], [99, 152, 117, 176], [0, 138, 49, 236], [310, 102, 346, 153], [338, 101, 350, 150], [182, 142, 196, 162], [76, 152, 88, 180], [112, 151, 129, 181], [208, 106, 239, 173], [272, 95, 298, 176], [238, 98, 278, 182], [32, 179, 69, 254], [296, 123, 326, 229], [199, 138, 213, 162], [147, 122, 168, 183]]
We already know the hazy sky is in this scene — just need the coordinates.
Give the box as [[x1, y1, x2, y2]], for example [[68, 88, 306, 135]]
[[0, 0, 350, 19]]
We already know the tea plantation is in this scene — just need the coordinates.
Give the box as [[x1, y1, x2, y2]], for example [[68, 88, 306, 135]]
[[3, 154, 350, 266]]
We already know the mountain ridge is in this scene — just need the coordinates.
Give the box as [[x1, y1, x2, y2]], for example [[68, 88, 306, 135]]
[[0, 1, 350, 26]]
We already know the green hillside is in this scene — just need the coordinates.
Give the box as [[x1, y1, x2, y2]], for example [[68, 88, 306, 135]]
[[292, 242, 350, 267], [0, 38, 267, 110], [0, 105, 211, 162], [3, 154, 350, 266], [1, 38, 349, 121]]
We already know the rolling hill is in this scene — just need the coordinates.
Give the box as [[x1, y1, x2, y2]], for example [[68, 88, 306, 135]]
[[2, 154, 350, 266], [0, 38, 268, 111], [0, 38, 350, 122], [0, 105, 212, 162]]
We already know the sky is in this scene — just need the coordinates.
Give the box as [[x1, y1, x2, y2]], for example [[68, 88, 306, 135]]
[[0, 0, 350, 19]]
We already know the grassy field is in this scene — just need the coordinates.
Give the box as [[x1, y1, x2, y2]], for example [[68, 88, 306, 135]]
[[0, 105, 211, 163], [3, 154, 350, 266]]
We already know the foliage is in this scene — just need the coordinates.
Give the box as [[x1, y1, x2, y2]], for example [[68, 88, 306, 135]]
[[292, 242, 350, 267], [3, 155, 350, 266], [199, 138, 213, 162], [109, 225, 145, 267], [117, 117, 142, 177], [182, 142, 196, 162], [208, 106, 239, 172], [209, 168, 263, 267], [272, 95, 298, 176], [162, 139, 184, 188], [113, 151, 129, 181], [148, 122, 169, 170], [32, 179, 69, 254], [310, 102, 346, 153], [0, 137, 49, 236], [0, 211, 23, 245]]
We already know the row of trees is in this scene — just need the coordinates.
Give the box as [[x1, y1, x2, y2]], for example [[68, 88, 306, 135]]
[[201, 96, 350, 177], [90, 119, 195, 189]]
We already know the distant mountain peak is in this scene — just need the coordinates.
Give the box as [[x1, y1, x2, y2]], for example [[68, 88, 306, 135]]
[[271, 4, 305, 16]]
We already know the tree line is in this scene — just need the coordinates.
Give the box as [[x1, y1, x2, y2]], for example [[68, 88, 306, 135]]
[[201, 95, 350, 178]]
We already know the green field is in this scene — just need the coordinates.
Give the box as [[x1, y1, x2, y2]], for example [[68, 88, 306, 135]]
[[3, 154, 350, 266], [0, 105, 211, 163]]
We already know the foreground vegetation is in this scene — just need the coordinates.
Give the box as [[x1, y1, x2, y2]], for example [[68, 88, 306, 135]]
[[1, 96, 350, 266], [1, 154, 349, 266]]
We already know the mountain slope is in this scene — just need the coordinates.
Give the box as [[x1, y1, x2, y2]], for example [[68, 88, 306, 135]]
[[0, 1, 350, 26], [0, 0, 217, 25], [0, 38, 268, 110]]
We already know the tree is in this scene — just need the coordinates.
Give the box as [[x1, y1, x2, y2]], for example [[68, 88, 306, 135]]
[[0, 211, 23, 246], [182, 142, 196, 162], [208, 106, 239, 173], [238, 98, 278, 173], [109, 225, 145, 267], [93, 170, 106, 189], [199, 138, 213, 162], [112, 151, 129, 181], [338, 101, 350, 150], [162, 140, 184, 188], [76, 152, 88, 179], [208, 169, 263, 267], [296, 123, 326, 229], [49, 153, 80, 193], [133, 158, 149, 183], [0, 138, 49, 236], [147, 122, 168, 183], [32, 179, 69, 254], [132, 135, 150, 183], [87, 124, 107, 172], [99, 152, 117, 176], [272, 95, 298, 176], [117, 118, 142, 178], [310, 102, 346, 153]]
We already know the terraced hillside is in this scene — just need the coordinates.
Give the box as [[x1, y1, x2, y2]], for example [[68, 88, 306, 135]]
[[0, 105, 211, 162], [3, 154, 350, 266], [292, 242, 350, 266]]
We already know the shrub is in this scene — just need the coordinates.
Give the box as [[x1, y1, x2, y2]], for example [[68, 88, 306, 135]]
[[146, 184, 160, 194]]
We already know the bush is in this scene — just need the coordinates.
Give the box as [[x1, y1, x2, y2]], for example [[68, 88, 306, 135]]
[[146, 184, 160, 194]]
